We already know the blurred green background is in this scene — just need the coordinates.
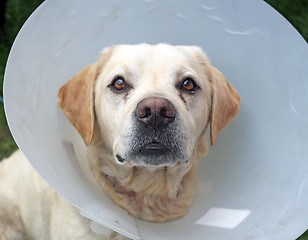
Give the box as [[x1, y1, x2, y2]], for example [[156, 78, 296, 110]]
[[0, 0, 307, 239]]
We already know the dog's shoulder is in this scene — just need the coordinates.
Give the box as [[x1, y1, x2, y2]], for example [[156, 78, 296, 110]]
[[0, 150, 48, 192], [0, 151, 129, 239], [0, 150, 56, 238], [0, 150, 33, 188]]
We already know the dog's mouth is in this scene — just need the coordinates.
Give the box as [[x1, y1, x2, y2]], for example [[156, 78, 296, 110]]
[[117, 137, 190, 166], [141, 141, 167, 153], [116, 141, 168, 164], [116, 154, 126, 163]]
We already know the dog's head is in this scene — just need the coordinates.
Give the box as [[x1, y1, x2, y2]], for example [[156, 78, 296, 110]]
[[58, 44, 240, 167]]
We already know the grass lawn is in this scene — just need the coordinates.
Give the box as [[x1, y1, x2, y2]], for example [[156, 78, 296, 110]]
[[0, 0, 307, 239], [0, 0, 44, 159]]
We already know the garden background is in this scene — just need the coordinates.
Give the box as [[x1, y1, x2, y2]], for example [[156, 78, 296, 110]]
[[0, 0, 307, 239]]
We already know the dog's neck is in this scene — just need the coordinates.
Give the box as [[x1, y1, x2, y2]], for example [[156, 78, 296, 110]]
[[87, 130, 208, 222], [102, 165, 196, 222]]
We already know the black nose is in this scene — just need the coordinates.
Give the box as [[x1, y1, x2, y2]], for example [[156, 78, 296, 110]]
[[135, 97, 176, 128]]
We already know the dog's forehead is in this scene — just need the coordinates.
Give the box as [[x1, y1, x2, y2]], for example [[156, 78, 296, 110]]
[[107, 44, 198, 69]]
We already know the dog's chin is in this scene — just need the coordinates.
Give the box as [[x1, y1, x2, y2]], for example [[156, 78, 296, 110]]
[[116, 143, 190, 167]]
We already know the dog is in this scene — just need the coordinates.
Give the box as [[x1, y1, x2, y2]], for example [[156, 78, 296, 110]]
[[0, 44, 240, 239]]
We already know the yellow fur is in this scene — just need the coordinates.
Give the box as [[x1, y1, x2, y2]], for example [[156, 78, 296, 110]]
[[0, 44, 240, 239]]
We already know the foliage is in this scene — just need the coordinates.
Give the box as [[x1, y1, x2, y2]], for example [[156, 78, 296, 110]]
[[0, 0, 44, 158], [265, 0, 308, 42], [0, 0, 307, 238]]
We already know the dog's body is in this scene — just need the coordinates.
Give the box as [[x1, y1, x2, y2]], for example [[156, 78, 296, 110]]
[[0, 44, 240, 239], [0, 150, 127, 240]]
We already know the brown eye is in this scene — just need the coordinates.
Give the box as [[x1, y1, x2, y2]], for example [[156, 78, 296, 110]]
[[112, 77, 127, 91], [182, 78, 196, 92]]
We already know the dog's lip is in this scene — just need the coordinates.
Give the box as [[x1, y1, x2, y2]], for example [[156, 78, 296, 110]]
[[116, 154, 126, 163], [116, 142, 168, 164], [143, 142, 166, 151]]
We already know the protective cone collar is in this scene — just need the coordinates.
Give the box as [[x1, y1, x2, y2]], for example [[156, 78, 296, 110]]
[[4, 0, 308, 239]]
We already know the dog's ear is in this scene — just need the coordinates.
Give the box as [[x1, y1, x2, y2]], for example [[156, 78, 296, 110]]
[[176, 45, 241, 147], [58, 63, 98, 145], [58, 47, 114, 145], [210, 67, 241, 147]]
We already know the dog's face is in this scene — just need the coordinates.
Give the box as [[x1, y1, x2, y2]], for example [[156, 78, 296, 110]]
[[94, 44, 212, 166], [58, 44, 240, 221], [58, 44, 240, 168]]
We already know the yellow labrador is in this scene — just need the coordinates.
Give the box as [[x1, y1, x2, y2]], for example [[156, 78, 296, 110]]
[[0, 44, 240, 239]]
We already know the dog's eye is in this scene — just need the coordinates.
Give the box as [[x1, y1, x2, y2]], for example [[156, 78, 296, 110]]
[[111, 77, 128, 92], [181, 78, 198, 92]]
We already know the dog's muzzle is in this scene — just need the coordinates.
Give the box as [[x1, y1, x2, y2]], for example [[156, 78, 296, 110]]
[[118, 97, 189, 166]]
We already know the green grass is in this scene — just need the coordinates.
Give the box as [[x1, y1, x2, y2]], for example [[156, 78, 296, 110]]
[[266, 0, 308, 41], [0, 101, 17, 159], [0, 0, 307, 238], [0, 0, 44, 158]]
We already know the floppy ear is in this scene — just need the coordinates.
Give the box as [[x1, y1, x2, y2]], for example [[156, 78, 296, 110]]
[[210, 67, 241, 147], [58, 63, 98, 145]]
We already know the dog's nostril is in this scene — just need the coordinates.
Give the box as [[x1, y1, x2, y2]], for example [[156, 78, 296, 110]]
[[160, 108, 167, 117], [145, 108, 151, 118], [160, 107, 175, 118], [136, 97, 176, 128]]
